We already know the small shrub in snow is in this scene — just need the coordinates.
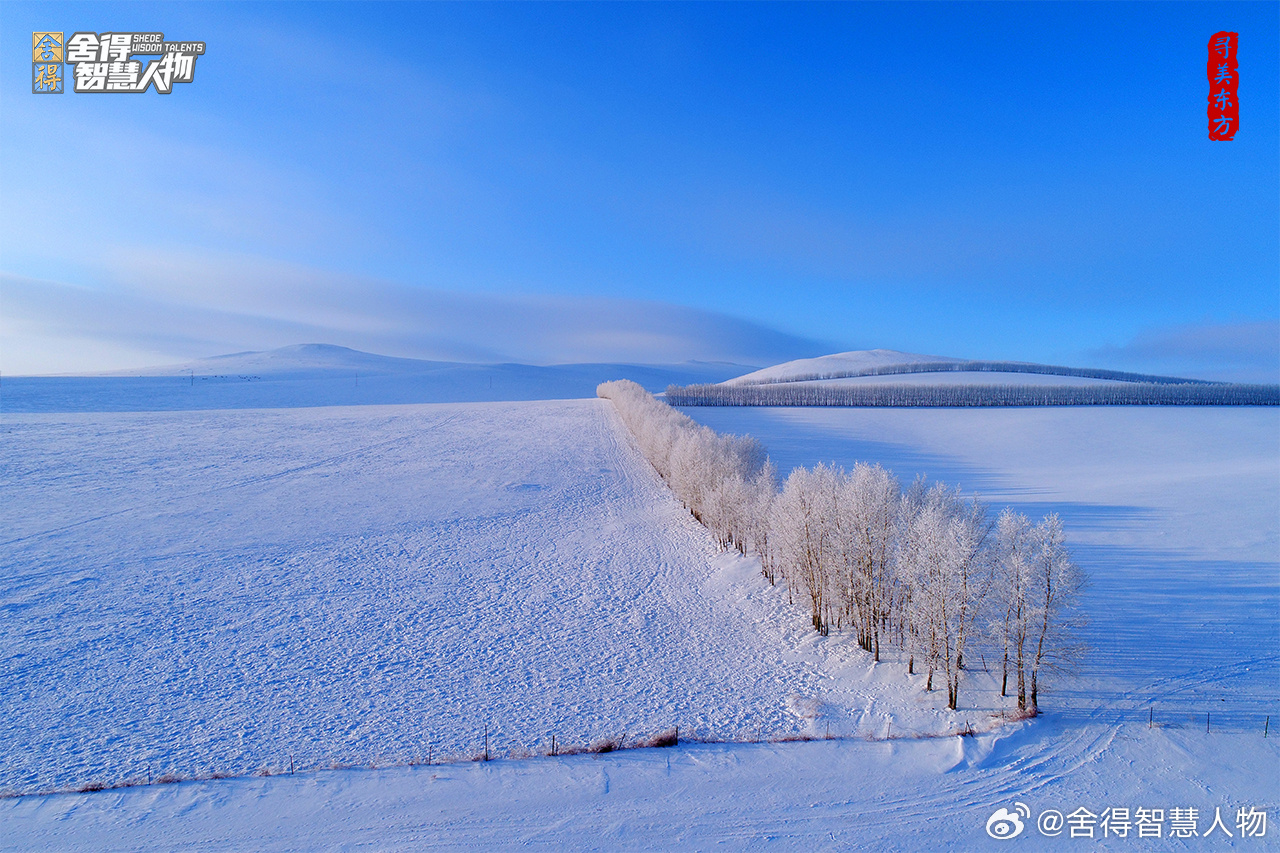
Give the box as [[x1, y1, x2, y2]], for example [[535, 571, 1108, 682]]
[[772, 733, 817, 743], [634, 728, 679, 749], [588, 735, 625, 754]]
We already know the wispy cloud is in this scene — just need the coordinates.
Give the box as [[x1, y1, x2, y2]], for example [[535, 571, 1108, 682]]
[[1, 250, 830, 374], [1088, 320, 1280, 383]]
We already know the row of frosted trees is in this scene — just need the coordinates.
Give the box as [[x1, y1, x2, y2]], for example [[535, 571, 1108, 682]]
[[598, 380, 1083, 713], [664, 382, 1280, 407]]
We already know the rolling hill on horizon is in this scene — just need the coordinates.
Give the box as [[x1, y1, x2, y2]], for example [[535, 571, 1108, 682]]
[[95, 343, 754, 380], [722, 348, 1212, 387], [673, 349, 1277, 407], [2, 344, 758, 413]]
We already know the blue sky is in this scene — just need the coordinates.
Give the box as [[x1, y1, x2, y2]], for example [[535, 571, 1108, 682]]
[[2, 1, 1277, 378]]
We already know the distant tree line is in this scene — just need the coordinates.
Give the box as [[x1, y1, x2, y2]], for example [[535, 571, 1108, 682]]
[[599, 380, 1084, 713], [733, 360, 1221, 386], [665, 382, 1280, 407]]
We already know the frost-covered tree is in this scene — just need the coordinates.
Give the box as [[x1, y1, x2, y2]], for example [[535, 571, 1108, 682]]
[[992, 509, 1034, 708], [939, 493, 994, 710], [598, 380, 1084, 714], [1027, 513, 1085, 714], [844, 463, 900, 660], [743, 461, 778, 571], [897, 484, 994, 709], [898, 484, 950, 692], [598, 380, 766, 557], [771, 465, 840, 633], [893, 475, 928, 675]]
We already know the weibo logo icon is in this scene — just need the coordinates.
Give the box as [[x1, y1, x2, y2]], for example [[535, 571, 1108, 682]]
[[986, 803, 1031, 840]]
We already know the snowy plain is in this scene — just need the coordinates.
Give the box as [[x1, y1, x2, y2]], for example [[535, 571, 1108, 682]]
[[5, 723, 1274, 852], [4, 400, 937, 795], [2, 354, 1277, 850]]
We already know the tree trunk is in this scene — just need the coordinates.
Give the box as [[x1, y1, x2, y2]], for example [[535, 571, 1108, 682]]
[[1015, 631, 1026, 710]]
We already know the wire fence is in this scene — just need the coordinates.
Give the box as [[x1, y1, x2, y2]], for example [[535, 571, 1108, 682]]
[[2, 706, 1273, 800], [1047, 705, 1276, 734]]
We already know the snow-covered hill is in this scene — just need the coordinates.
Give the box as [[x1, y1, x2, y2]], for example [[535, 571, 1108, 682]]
[[725, 349, 962, 386], [722, 349, 1204, 388], [3, 344, 755, 413], [110, 343, 459, 376]]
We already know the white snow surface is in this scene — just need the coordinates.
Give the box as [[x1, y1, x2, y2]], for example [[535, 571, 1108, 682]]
[[3, 395, 1276, 849], [4, 725, 1275, 851], [724, 348, 960, 386], [1, 400, 975, 797]]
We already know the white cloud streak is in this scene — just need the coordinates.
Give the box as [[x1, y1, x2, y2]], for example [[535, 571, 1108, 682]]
[[1, 250, 829, 374], [1089, 320, 1280, 383]]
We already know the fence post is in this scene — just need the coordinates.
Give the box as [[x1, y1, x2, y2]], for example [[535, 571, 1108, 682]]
[[1266, 716, 1270, 739], [1149, 708, 1152, 729], [289, 755, 294, 775], [484, 723, 489, 761], [1206, 712, 1210, 734]]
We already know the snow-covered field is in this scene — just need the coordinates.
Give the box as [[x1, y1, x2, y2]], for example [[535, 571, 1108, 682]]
[[2, 378, 1276, 849], [5, 723, 1274, 851], [3, 399, 954, 797]]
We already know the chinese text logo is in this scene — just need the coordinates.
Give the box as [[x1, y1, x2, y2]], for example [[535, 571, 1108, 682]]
[[1208, 31, 1238, 140], [984, 802, 1267, 840], [31, 31, 205, 94], [32, 32, 64, 93]]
